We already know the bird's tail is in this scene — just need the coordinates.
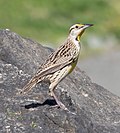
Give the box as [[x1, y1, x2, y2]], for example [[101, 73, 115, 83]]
[[19, 77, 38, 95]]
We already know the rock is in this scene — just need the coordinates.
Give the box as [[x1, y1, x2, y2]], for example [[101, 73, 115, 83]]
[[0, 29, 120, 133]]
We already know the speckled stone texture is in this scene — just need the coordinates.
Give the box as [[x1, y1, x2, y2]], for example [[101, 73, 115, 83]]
[[0, 29, 120, 133]]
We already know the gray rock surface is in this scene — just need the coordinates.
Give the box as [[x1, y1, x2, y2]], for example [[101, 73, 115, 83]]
[[0, 29, 120, 133]]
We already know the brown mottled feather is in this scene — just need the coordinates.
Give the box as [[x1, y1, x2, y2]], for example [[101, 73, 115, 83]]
[[19, 38, 80, 95]]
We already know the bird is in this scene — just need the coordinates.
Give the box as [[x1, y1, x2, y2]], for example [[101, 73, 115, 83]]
[[19, 23, 93, 111]]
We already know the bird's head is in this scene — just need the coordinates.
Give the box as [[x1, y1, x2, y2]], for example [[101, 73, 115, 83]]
[[69, 23, 93, 41]]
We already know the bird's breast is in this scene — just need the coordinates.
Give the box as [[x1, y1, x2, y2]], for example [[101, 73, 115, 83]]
[[74, 40, 81, 52], [68, 58, 78, 74]]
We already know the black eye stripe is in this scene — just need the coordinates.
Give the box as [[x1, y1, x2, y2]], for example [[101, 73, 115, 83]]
[[69, 25, 84, 33], [69, 27, 74, 33], [69, 26, 79, 33]]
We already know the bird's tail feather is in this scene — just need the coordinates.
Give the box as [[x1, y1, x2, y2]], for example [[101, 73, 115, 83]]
[[19, 77, 38, 95]]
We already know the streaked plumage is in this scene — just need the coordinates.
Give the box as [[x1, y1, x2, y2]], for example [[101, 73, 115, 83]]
[[19, 23, 93, 110]]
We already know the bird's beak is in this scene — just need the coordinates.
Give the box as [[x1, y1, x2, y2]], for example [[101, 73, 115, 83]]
[[76, 24, 93, 41], [82, 24, 93, 29]]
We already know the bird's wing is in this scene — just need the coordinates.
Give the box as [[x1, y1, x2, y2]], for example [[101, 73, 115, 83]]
[[35, 40, 77, 79], [19, 40, 78, 95], [35, 56, 74, 79], [19, 57, 73, 95]]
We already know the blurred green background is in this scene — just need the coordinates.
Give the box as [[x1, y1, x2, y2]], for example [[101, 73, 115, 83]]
[[0, 0, 120, 49]]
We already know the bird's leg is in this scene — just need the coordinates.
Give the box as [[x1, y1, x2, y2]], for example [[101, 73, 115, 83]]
[[50, 90, 68, 110], [49, 84, 68, 111], [49, 84, 76, 115]]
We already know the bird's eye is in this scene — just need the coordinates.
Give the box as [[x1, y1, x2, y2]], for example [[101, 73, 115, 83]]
[[75, 26, 79, 28]]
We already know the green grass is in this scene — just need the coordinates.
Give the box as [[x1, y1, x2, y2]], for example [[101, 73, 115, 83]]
[[0, 0, 120, 47]]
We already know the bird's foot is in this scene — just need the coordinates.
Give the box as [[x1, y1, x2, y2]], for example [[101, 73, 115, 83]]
[[57, 100, 68, 110], [49, 91, 76, 114], [54, 100, 76, 115]]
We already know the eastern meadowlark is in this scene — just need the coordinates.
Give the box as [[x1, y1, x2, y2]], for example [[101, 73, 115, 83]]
[[19, 23, 93, 111]]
